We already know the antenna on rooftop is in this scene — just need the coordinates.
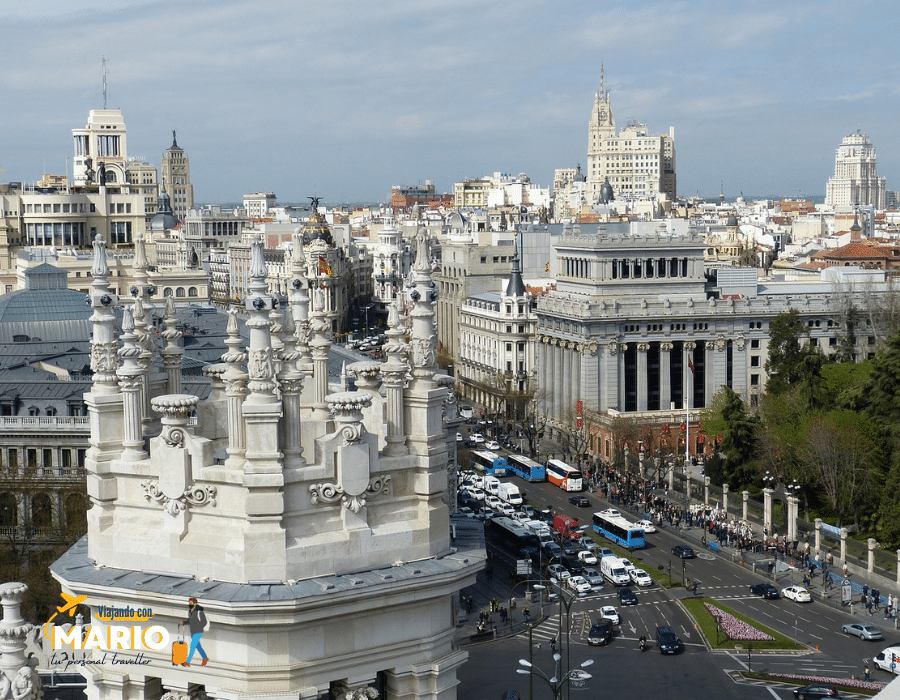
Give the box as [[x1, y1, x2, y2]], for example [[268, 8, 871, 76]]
[[102, 56, 107, 109]]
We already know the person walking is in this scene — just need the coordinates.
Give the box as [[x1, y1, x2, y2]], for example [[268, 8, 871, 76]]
[[181, 597, 209, 667]]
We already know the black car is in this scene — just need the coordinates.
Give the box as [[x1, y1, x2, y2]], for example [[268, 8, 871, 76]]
[[569, 495, 591, 508], [587, 619, 613, 646], [655, 625, 683, 654], [671, 545, 695, 559], [617, 587, 637, 605], [793, 683, 840, 699], [750, 583, 779, 599]]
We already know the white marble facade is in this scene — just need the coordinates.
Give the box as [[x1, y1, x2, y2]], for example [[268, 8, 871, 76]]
[[50, 219, 482, 700]]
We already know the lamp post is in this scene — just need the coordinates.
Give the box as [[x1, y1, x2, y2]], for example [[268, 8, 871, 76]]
[[547, 578, 579, 700], [517, 658, 594, 700], [508, 579, 544, 633]]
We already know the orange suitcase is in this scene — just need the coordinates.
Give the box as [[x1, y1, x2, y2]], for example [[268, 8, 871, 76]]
[[172, 629, 188, 665]]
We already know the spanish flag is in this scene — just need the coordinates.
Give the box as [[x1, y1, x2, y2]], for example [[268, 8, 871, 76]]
[[688, 356, 695, 375], [544, 261, 550, 272], [318, 256, 332, 276]]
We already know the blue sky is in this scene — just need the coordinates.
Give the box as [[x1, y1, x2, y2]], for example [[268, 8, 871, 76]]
[[2, 0, 898, 204]]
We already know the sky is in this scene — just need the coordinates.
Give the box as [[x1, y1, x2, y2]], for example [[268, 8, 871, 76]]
[[2, 0, 899, 205]]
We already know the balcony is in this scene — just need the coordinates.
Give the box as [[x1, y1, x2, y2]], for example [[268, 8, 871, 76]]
[[0, 416, 90, 432]]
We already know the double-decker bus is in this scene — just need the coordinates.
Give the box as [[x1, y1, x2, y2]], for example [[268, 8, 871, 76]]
[[591, 512, 646, 550], [506, 454, 546, 482], [545, 459, 583, 491], [484, 516, 541, 569], [470, 450, 507, 476]]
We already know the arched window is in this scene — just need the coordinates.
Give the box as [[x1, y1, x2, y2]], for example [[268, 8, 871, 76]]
[[176, 288, 186, 298], [31, 492, 53, 529], [164, 288, 173, 297], [188, 287, 198, 297], [0, 492, 16, 527]]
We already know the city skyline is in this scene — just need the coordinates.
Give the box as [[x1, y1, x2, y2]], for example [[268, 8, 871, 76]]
[[2, 0, 898, 205]]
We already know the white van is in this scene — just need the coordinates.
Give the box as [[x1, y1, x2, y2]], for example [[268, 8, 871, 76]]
[[600, 556, 631, 586], [874, 646, 900, 674], [497, 482, 523, 506], [483, 475, 500, 496]]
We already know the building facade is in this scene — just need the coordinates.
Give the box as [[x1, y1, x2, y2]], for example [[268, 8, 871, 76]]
[[586, 74, 676, 205], [161, 131, 195, 219], [824, 131, 887, 209]]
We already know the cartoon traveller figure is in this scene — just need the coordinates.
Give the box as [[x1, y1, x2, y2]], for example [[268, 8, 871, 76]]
[[181, 597, 209, 667]]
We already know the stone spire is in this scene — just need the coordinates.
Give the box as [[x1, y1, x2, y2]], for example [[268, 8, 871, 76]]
[[245, 234, 277, 403], [160, 296, 183, 395], [221, 309, 247, 469], [289, 227, 313, 377], [308, 277, 333, 420], [89, 234, 119, 394], [277, 305, 305, 469], [405, 222, 438, 389], [381, 297, 409, 456]]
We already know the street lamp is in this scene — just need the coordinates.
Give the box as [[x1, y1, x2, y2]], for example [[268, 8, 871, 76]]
[[547, 578, 579, 700], [508, 579, 544, 633], [517, 658, 594, 700]]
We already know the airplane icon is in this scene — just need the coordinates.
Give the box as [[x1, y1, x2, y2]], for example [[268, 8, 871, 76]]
[[56, 592, 87, 616]]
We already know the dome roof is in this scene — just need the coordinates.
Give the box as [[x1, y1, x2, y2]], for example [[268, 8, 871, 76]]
[[150, 188, 181, 232], [727, 214, 739, 227], [599, 178, 614, 204], [300, 212, 333, 245]]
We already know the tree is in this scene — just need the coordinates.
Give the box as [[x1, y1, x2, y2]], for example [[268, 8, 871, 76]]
[[800, 410, 882, 529], [609, 415, 642, 475], [765, 309, 809, 395], [715, 387, 759, 487]]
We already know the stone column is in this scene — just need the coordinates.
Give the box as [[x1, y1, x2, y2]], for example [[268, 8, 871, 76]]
[[786, 496, 798, 542], [704, 476, 710, 505], [636, 342, 649, 411], [840, 527, 849, 566], [868, 538, 877, 573], [660, 341, 673, 410], [0, 582, 38, 697], [381, 300, 409, 457], [742, 490, 749, 522], [278, 307, 305, 470], [116, 308, 147, 461], [618, 343, 628, 410], [667, 459, 675, 491], [221, 309, 248, 469], [722, 483, 729, 516], [815, 518, 822, 553], [763, 487, 774, 534]]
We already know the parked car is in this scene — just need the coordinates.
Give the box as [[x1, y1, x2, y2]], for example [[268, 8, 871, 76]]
[[750, 583, 779, 599], [841, 623, 884, 641], [566, 576, 592, 594], [617, 587, 637, 606], [656, 625, 683, 654], [671, 545, 695, 559], [630, 568, 653, 587], [568, 495, 591, 508], [792, 683, 840, 699], [583, 568, 604, 587], [587, 619, 613, 646], [782, 585, 811, 603], [599, 605, 620, 624], [636, 519, 658, 533], [577, 550, 598, 565]]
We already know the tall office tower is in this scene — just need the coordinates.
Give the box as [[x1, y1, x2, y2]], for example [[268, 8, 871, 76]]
[[52, 224, 480, 700], [825, 130, 886, 208], [586, 68, 676, 204], [161, 131, 194, 219]]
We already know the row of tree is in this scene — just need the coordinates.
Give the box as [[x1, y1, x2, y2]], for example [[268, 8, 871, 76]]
[[701, 309, 900, 548]]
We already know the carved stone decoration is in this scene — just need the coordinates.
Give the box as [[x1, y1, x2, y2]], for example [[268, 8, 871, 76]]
[[715, 334, 727, 352], [142, 481, 217, 517], [637, 342, 650, 353], [332, 684, 378, 700], [0, 582, 42, 700], [607, 341, 619, 356], [309, 475, 391, 514], [735, 334, 746, 351]]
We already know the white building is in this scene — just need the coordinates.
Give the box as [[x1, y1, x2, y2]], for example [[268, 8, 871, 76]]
[[586, 70, 676, 205], [824, 131, 887, 209]]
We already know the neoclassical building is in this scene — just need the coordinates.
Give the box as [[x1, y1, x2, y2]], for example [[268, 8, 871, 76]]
[[51, 225, 481, 699], [535, 222, 889, 459]]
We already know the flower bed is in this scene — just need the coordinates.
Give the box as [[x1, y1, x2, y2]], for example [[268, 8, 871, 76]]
[[704, 602, 774, 641], [767, 673, 885, 692]]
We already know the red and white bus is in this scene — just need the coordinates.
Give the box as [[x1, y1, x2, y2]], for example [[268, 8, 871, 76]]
[[545, 459, 583, 492]]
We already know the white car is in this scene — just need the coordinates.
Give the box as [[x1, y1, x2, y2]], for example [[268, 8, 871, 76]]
[[583, 568, 604, 587], [511, 511, 531, 523], [465, 487, 485, 501], [456, 432, 463, 442], [485, 495, 502, 509], [637, 519, 658, 533], [630, 568, 653, 587], [619, 558, 636, 575], [470, 433, 485, 444], [577, 550, 598, 565], [600, 508, 622, 518], [566, 576, 592, 594], [782, 585, 811, 603], [485, 440, 501, 450], [548, 563, 571, 580], [499, 504, 516, 517], [600, 605, 620, 625]]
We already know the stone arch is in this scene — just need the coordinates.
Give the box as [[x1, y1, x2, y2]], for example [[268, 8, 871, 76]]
[[31, 492, 53, 529], [0, 492, 16, 527], [163, 288, 174, 297], [188, 287, 198, 297], [176, 287, 186, 298]]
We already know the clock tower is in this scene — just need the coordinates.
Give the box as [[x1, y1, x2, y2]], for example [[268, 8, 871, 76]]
[[587, 65, 615, 203], [161, 131, 195, 219]]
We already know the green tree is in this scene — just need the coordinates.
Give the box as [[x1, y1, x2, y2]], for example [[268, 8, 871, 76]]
[[765, 309, 808, 395], [715, 387, 759, 487]]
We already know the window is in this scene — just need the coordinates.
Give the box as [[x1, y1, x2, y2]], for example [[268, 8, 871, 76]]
[[750, 339, 760, 349], [750, 356, 760, 367], [750, 374, 759, 386]]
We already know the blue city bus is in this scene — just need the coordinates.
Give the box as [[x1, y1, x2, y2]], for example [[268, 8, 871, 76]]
[[470, 450, 508, 476], [506, 453, 547, 482], [592, 512, 646, 550]]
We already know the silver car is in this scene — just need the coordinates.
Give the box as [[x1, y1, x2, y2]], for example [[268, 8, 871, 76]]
[[841, 623, 884, 641]]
